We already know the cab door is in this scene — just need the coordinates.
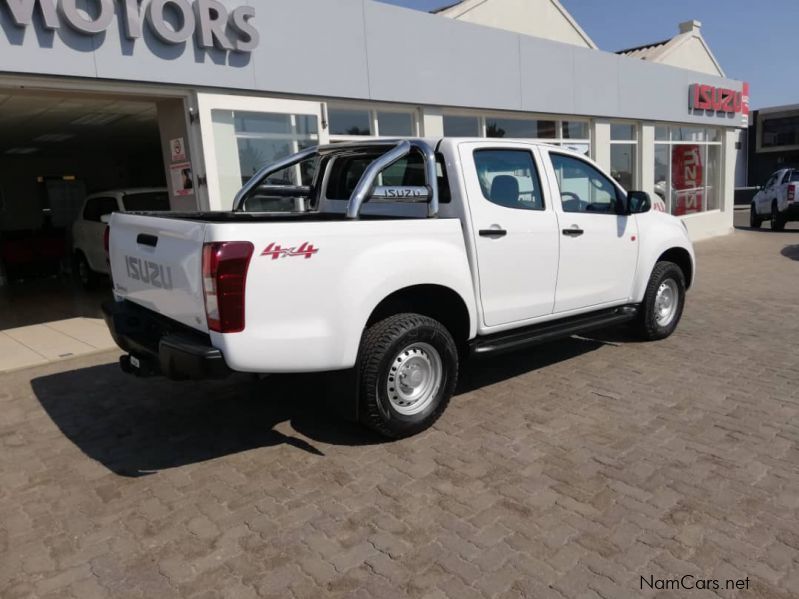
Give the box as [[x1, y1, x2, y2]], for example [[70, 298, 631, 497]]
[[459, 142, 560, 327], [541, 150, 639, 313]]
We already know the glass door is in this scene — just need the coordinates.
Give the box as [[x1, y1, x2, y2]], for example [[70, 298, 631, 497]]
[[196, 94, 328, 210]]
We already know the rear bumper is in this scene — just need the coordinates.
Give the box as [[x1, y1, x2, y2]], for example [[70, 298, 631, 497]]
[[102, 300, 230, 380], [784, 203, 799, 219]]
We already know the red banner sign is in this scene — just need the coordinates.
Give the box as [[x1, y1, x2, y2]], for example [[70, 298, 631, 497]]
[[672, 145, 704, 216]]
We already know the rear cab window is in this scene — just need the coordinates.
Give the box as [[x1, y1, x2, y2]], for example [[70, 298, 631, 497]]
[[324, 149, 450, 203], [83, 197, 119, 222], [122, 192, 170, 212]]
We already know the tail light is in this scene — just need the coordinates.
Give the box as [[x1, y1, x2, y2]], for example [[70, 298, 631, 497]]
[[103, 226, 110, 255], [202, 241, 254, 333], [789, 184, 795, 203]]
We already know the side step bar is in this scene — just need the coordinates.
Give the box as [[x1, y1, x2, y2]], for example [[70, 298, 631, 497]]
[[470, 305, 639, 357]]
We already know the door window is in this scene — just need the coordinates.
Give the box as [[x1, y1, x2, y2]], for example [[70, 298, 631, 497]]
[[550, 153, 620, 214], [473, 149, 544, 211], [83, 197, 118, 222]]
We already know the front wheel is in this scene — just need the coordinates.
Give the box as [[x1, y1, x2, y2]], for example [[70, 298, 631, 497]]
[[635, 261, 686, 341], [358, 313, 458, 439], [772, 202, 787, 231], [750, 204, 762, 229]]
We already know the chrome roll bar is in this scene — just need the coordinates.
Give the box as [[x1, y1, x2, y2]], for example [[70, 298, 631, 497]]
[[232, 139, 439, 219], [232, 146, 318, 211]]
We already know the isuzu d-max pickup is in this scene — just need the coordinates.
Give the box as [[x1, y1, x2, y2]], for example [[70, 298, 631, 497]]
[[750, 168, 799, 231], [103, 138, 695, 438]]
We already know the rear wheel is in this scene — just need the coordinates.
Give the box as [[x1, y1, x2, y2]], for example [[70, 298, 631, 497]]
[[635, 261, 686, 341], [750, 203, 762, 229], [772, 201, 787, 231], [74, 252, 100, 289], [358, 313, 458, 439]]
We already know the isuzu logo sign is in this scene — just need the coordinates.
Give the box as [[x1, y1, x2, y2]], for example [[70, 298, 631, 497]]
[[689, 82, 750, 125], [3, 0, 259, 52]]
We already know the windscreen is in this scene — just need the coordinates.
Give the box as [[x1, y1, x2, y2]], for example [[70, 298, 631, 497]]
[[123, 192, 170, 212]]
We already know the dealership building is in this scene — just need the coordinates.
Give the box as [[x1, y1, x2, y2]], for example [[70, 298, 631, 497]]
[[0, 0, 748, 330]]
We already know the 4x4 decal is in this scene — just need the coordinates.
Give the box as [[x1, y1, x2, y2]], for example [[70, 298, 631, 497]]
[[261, 242, 319, 260]]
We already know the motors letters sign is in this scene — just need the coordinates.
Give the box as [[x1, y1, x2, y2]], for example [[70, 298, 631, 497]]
[[2, 0, 259, 52]]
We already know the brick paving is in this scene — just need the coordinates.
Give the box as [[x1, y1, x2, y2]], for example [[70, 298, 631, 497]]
[[2, 219, 799, 598]]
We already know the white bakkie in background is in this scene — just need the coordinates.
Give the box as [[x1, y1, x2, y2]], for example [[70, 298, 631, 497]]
[[104, 138, 695, 438], [750, 168, 799, 231], [72, 188, 169, 287]]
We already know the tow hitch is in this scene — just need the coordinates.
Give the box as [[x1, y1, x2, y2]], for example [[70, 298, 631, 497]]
[[119, 354, 160, 378]]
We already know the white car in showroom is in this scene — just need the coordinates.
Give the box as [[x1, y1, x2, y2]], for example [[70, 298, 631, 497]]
[[72, 188, 169, 287]]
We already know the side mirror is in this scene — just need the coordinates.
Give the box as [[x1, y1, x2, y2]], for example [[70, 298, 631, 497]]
[[627, 191, 652, 214]]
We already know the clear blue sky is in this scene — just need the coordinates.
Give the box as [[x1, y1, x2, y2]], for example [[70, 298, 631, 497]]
[[378, 0, 794, 109]]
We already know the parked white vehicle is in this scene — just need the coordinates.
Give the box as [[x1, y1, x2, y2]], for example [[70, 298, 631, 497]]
[[104, 139, 695, 438], [72, 188, 169, 287], [750, 168, 799, 231]]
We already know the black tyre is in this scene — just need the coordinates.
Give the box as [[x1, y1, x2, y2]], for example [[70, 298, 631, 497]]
[[358, 313, 458, 439], [635, 261, 686, 341], [74, 252, 100, 289], [772, 201, 787, 231], [750, 203, 762, 229]]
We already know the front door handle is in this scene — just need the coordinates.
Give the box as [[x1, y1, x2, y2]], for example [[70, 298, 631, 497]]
[[562, 226, 584, 237], [479, 228, 508, 238]]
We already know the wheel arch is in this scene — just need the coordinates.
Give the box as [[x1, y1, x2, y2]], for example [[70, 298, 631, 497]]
[[365, 284, 473, 350], [657, 247, 693, 289]]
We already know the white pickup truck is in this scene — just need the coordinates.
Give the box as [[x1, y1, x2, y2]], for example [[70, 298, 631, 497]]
[[750, 168, 799, 231], [103, 138, 695, 438]]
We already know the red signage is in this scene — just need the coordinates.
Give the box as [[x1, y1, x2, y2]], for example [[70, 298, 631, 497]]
[[672, 145, 704, 216], [689, 82, 750, 124], [261, 242, 319, 260]]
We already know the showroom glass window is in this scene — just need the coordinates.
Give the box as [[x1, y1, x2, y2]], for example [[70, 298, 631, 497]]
[[444, 115, 481, 137], [761, 115, 799, 149], [654, 126, 722, 215], [444, 114, 590, 155], [213, 110, 320, 187], [328, 106, 417, 141], [610, 123, 637, 191]]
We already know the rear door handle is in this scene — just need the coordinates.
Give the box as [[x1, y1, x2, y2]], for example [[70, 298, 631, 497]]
[[479, 228, 507, 238], [562, 227, 584, 237], [137, 233, 158, 247]]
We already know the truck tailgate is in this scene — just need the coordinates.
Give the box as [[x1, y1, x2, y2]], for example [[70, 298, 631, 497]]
[[108, 213, 208, 333]]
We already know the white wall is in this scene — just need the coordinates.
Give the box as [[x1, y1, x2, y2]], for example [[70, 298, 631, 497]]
[[657, 36, 722, 77], [439, 0, 593, 48]]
